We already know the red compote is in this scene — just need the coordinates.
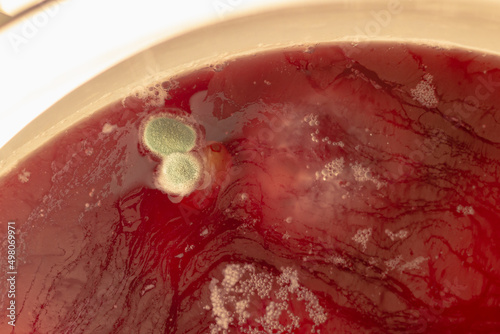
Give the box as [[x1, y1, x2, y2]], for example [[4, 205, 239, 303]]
[[1, 42, 500, 333]]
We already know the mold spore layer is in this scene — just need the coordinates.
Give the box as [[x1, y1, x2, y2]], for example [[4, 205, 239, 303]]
[[142, 115, 197, 157], [142, 114, 207, 197], [155, 152, 202, 196]]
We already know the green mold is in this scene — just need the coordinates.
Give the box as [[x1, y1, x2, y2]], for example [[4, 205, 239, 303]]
[[157, 152, 202, 196], [143, 117, 196, 156]]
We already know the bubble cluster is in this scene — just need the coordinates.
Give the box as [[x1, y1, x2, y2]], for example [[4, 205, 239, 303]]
[[352, 228, 372, 252], [101, 123, 117, 134], [380, 255, 429, 277], [327, 255, 348, 267], [410, 73, 439, 108], [207, 263, 327, 333], [456, 205, 475, 216], [18, 169, 30, 183], [303, 113, 319, 127], [384, 255, 403, 271], [385, 229, 409, 241], [318, 157, 345, 181], [129, 83, 171, 108], [351, 161, 385, 189], [399, 256, 428, 272]]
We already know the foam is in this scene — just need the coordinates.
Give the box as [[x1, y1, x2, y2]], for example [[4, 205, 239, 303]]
[[399, 256, 428, 272], [156, 152, 202, 196], [385, 229, 409, 241], [456, 205, 475, 216], [143, 116, 197, 157], [18, 169, 30, 183], [208, 264, 327, 333], [319, 157, 345, 181], [351, 161, 385, 189], [129, 83, 170, 108], [101, 123, 117, 134], [352, 228, 372, 252], [410, 73, 439, 108]]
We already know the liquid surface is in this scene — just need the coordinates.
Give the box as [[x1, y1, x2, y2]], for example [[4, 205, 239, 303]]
[[1, 42, 500, 333]]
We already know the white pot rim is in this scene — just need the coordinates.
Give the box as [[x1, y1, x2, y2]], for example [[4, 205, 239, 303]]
[[0, 0, 499, 177]]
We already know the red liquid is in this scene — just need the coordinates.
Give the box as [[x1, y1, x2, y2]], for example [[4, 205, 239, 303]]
[[1, 42, 500, 333]]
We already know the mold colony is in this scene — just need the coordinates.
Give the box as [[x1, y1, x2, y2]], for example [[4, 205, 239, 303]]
[[141, 115, 202, 197], [0, 42, 500, 333]]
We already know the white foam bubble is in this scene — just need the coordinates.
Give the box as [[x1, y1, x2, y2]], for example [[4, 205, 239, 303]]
[[130, 83, 170, 108], [222, 264, 245, 289], [209, 279, 232, 331], [101, 123, 117, 134], [410, 73, 439, 108], [18, 169, 30, 183], [304, 113, 319, 126], [352, 228, 372, 252], [385, 229, 409, 241], [456, 205, 475, 216], [320, 157, 344, 181], [352, 162, 372, 182], [327, 255, 348, 267], [351, 162, 385, 189], [207, 264, 327, 332], [384, 255, 403, 271], [399, 256, 428, 272]]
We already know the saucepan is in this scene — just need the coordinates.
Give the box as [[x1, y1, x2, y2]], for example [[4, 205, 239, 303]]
[[0, 0, 499, 333]]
